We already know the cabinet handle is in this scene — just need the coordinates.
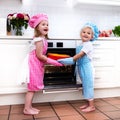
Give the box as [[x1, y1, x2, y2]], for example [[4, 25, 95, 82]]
[[93, 57, 101, 60], [95, 77, 101, 80], [93, 44, 101, 46], [43, 89, 79, 94], [28, 41, 31, 44]]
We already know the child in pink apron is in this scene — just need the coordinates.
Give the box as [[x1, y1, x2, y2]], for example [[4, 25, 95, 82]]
[[23, 14, 63, 115]]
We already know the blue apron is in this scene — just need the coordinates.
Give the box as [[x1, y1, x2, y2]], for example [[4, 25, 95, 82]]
[[76, 45, 94, 99]]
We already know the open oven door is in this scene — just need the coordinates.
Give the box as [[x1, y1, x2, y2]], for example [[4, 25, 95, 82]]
[[43, 40, 82, 93]]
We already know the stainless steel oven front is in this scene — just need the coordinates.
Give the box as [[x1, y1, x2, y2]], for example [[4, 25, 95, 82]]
[[44, 39, 82, 90]]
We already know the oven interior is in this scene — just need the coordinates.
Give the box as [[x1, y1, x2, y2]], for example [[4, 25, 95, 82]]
[[44, 47, 81, 89]]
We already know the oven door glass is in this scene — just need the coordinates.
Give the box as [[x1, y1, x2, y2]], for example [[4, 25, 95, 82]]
[[44, 48, 76, 86], [44, 65, 76, 85]]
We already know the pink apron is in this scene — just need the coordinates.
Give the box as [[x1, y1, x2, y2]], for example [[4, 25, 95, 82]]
[[27, 39, 48, 91]]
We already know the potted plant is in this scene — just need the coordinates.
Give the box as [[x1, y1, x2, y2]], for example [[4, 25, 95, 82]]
[[7, 13, 30, 36], [112, 25, 120, 37]]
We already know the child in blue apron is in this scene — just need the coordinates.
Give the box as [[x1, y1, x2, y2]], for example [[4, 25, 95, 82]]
[[58, 22, 99, 112]]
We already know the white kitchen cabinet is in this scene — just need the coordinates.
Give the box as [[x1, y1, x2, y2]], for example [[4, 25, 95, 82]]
[[93, 40, 120, 88], [0, 39, 30, 94], [1, 37, 120, 106], [68, 0, 120, 6], [76, 39, 120, 88], [1, 38, 120, 91]]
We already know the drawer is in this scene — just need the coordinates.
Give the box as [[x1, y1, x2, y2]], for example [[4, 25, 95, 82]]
[[94, 69, 114, 83], [93, 49, 115, 67], [94, 68, 116, 88], [93, 41, 115, 49]]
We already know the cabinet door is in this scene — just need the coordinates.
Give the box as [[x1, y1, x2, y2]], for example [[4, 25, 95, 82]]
[[94, 67, 116, 88], [0, 40, 30, 94], [75, 0, 120, 6], [93, 49, 115, 67], [93, 41, 115, 67], [93, 40, 120, 88]]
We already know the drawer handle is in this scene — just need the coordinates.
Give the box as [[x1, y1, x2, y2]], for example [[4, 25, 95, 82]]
[[95, 77, 101, 80], [28, 41, 32, 44], [93, 44, 100, 46], [43, 89, 79, 94], [93, 57, 101, 60]]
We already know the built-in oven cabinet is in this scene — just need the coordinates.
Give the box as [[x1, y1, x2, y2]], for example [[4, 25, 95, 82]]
[[1, 38, 120, 105], [44, 39, 81, 91], [76, 40, 120, 88], [1, 39, 120, 92]]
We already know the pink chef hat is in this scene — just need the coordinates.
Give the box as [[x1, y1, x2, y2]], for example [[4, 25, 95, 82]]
[[29, 13, 48, 28]]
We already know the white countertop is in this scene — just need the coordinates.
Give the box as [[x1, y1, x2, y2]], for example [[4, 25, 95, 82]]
[[0, 35, 32, 40], [0, 35, 120, 41]]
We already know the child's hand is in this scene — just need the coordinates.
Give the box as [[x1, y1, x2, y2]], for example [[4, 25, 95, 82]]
[[57, 57, 75, 65], [47, 58, 63, 66]]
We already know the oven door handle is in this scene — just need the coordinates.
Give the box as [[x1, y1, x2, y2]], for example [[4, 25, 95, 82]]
[[42, 88, 80, 94]]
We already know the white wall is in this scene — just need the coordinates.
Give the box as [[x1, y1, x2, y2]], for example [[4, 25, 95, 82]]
[[0, 0, 120, 39]]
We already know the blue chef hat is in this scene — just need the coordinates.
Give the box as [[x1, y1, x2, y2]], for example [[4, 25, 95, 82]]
[[83, 22, 99, 41]]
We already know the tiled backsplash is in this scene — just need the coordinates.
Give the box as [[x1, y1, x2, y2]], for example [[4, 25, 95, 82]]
[[0, 0, 120, 38]]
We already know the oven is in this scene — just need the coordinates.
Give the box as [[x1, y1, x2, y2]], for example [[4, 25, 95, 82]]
[[44, 39, 82, 90]]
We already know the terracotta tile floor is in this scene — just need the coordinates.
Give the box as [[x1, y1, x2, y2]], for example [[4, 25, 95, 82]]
[[1, 97, 120, 120]]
